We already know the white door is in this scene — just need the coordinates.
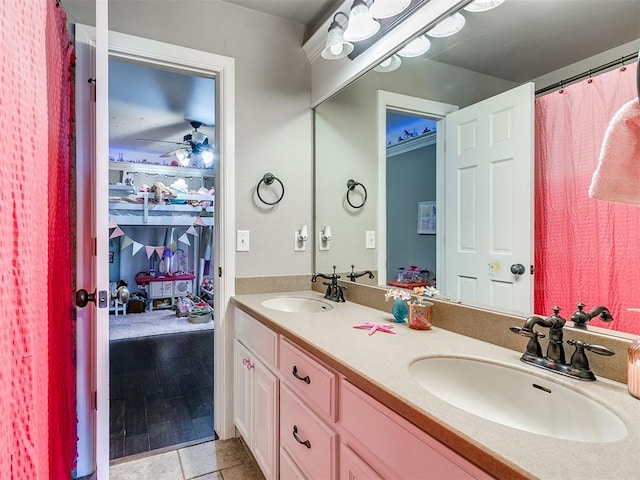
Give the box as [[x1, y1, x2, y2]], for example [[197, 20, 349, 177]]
[[74, 5, 110, 477], [444, 83, 534, 312]]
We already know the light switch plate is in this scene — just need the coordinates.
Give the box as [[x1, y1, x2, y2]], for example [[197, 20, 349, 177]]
[[366, 230, 376, 249], [236, 230, 250, 252]]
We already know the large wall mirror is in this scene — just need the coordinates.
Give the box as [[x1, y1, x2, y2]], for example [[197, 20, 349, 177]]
[[314, 0, 640, 333]]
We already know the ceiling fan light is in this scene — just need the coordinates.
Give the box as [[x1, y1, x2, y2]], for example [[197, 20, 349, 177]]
[[463, 0, 505, 12], [321, 16, 354, 60], [370, 0, 411, 19], [427, 12, 466, 38], [201, 149, 214, 167], [344, 0, 380, 42], [176, 148, 191, 167], [374, 54, 402, 72], [397, 35, 431, 57]]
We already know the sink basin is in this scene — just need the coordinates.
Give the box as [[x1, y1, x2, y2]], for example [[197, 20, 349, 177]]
[[409, 356, 627, 443], [261, 296, 333, 313]]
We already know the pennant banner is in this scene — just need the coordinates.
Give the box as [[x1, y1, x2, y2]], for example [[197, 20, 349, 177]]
[[109, 216, 206, 257]]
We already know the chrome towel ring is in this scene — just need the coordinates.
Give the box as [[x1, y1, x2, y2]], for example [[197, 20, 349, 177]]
[[346, 179, 367, 209], [257, 172, 285, 205]]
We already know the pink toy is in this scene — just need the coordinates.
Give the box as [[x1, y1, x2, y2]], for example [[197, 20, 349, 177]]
[[353, 322, 396, 335]]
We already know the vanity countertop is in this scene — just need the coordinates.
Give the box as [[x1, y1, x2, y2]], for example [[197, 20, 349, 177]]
[[231, 291, 640, 480]]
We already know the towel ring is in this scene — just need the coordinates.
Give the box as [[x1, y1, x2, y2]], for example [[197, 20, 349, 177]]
[[346, 179, 367, 209], [257, 172, 285, 205]]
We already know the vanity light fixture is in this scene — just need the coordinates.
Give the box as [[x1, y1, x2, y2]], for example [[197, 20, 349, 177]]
[[343, 0, 380, 42], [374, 54, 402, 72], [369, 0, 411, 19], [321, 12, 354, 60], [463, 0, 505, 12], [397, 35, 431, 57], [426, 12, 466, 38]]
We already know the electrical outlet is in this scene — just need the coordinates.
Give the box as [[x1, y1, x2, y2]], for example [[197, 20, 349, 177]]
[[366, 230, 375, 249], [294, 230, 306, 252], [236, 230, 250, 252]]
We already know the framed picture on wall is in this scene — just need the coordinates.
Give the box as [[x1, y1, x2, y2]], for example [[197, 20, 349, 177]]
[[417, 201, 436, 235]]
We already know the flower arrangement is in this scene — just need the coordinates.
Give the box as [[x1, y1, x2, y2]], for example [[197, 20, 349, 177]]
[[385, 288, 412, 302], [413, 285, 440, 298]]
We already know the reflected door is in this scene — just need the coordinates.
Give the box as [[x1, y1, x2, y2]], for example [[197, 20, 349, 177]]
[[444, 83, 534, 312]]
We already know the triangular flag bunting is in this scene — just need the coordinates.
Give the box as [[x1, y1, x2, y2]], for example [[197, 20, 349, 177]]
[[178, 233, 191, 246], [120, 236, 134, 250], [109, 218, 117, 229], [110, 227, 125, 239], [186, 225, 199, 236], [132, 242, 144, 256], [194, 217, 206, 227], [155, 246, 165, 258], [145, 246, 156, 259]]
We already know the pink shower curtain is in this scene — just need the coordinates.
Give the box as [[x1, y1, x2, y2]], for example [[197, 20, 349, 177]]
[[0, 0, 75, 478], [535, 62, 640, 334]]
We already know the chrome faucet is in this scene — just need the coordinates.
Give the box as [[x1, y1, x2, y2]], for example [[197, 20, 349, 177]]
[[570, 302, 614, 328], [347, 264, 374, 282], [311, 265, 346, 302], [510, 306, 614, 381]]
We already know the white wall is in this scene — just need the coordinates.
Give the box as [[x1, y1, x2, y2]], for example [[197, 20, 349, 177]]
[[64, 0, 314, 277]]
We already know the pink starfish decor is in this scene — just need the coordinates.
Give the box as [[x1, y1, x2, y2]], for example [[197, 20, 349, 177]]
[[353, 322, 396, 336]]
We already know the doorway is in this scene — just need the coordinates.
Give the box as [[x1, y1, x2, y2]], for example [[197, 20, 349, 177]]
[[74, 26, 236, 478], [107, 58, 217, 459]]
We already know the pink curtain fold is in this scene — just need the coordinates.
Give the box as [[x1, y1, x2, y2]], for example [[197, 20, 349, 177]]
[[535, 62, 640, 334], [0, 0, 76, 478]]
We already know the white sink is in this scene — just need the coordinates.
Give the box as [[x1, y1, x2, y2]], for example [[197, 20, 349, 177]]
[[261, 296, 333, 313], [409, 356, 627, 443]]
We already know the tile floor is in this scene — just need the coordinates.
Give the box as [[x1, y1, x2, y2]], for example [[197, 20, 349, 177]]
[[110, 438, 265, 480]]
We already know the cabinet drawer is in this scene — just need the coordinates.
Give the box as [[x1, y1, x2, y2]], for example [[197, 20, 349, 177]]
[[280, 384, 337, 480], [280, 447, 307, 480], [340, 381, 491, 479], [235, 309, 278, 369], [279, 337, 336, 421]]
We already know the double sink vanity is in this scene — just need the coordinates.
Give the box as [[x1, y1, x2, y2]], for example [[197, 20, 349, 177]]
[[231, 284, 640, 479]]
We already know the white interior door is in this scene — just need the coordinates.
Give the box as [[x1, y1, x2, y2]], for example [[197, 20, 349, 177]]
[[444, 83, 534, 312]]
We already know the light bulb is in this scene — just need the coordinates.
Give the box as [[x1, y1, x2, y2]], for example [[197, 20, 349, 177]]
[[201, 149, 214, 167], [398, 36, 431, 57], [176, 149, 191, 167], [427, 12, 466, 38], [330, 43, 344, 56], [344, 1, 380, 42]]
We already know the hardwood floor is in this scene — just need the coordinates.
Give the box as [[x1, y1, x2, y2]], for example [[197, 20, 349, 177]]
[[109, 330, 216, 460]]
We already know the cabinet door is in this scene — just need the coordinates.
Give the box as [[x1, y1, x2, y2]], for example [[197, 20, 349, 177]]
[[233, 340, 252, 442], [280, 447, 307, 480], [340, 444, 383, 480], [253, 362, 278, 480]]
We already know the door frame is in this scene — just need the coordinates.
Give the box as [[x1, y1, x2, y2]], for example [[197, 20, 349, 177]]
[[75, 25, 236, 477], [375, 91, 457, 288]]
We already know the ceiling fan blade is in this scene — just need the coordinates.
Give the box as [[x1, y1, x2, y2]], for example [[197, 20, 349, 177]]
[[159, 147, 183, 158], [136, 138, 186, 145]]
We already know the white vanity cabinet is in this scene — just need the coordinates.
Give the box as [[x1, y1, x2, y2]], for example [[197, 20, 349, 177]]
[[233, 306, 491, 480], [234, 310, 279, 480]]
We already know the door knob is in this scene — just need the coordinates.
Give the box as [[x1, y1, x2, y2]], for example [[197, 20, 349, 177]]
[[75, 289, 97, 307], [510, 264, 526, 275]]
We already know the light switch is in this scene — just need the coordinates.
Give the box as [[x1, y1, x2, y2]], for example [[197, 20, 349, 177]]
[[236, 230, 250, 252], [366, 230, 376, 249]]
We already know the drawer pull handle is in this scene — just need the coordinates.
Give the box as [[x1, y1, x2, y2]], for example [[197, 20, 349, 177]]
[[292, 365, 311, 384], [242, 358, 254, 369], [292, 425, 311, 449]]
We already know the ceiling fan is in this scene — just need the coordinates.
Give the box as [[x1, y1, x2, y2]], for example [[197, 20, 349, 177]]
[[137, 120, 215, 167]]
